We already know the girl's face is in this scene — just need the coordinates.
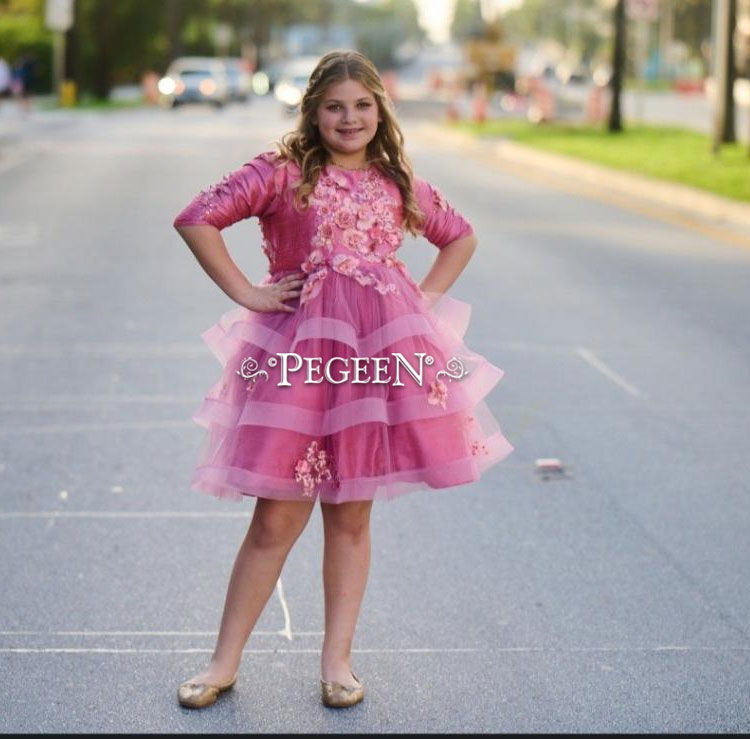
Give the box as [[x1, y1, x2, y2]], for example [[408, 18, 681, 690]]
[[314, 78, 381, 165]]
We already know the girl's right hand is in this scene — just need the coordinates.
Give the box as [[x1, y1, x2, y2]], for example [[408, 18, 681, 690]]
[[242, 272, 307, 313]]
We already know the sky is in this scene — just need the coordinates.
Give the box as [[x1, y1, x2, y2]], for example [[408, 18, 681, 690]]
[[412, 0, 524, 44]]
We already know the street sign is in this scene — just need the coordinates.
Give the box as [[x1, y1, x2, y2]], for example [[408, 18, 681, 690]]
[[626, 0, 660, 22], [45, 0, 74, 33]]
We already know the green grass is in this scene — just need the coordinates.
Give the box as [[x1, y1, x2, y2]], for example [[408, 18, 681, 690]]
[[452, 119, 750, 203]]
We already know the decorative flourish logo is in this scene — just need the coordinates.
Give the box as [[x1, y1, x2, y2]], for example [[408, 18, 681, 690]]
[[436, 357, 469, 383], [236, 356, 269, 392]]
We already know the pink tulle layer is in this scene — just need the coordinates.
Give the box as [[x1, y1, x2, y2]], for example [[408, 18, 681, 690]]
[[189, 267, 514, 503]]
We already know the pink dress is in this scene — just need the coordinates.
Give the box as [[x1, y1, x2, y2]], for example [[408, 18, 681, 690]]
[[173, 151, 514, 503]]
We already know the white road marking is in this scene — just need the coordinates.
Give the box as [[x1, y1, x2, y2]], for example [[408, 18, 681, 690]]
[[0, 342, 205, 356], [575, 347, 647, 399], [0, 420, 196, 435], [0, 645, 747, 654], [0, 647, 482, 654], [0, 630, 293, 636], [275, 578, 293, 641], [0, 511, 251, 519], [0, 395, 197, 406], [0, 222, 40, 247]]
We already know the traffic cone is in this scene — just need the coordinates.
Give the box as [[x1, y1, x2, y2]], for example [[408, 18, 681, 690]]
[[472, 84, 488, 123], [538, 82, 555, 121], [585, 85, 603, 122], [382, 70, 398, 104]]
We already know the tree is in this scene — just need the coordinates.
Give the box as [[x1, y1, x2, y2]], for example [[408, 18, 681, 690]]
[[608, 0, 626, 132]]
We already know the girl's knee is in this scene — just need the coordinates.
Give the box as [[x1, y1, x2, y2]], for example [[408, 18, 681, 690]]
[[248, 499, 313, 549], [322, 501, 372, 541]]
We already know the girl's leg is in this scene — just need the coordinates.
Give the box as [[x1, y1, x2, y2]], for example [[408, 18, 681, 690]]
[[320, 500, 374, 686], [185, 497, 315, 684]]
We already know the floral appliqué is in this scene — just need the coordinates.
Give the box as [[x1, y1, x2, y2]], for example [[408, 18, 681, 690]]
[[298, 168, 407, 304], [471, 441, 490, 456], [199, 172, 234, 220], [427, 379, 448, 409], [432, 186, 449, 211], [294, 440, 334, 497]]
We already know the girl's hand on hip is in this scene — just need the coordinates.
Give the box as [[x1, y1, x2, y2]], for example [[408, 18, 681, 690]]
[[242, 273, 306, 313]]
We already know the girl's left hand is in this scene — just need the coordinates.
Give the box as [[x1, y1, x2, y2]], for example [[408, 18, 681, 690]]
[[240, 272, 307, 313]]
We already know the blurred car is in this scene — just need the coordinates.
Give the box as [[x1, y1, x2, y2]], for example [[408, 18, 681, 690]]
[[221, 57, 253, 102], [273, 56, 319, 115], [158, 57, 230, 109]]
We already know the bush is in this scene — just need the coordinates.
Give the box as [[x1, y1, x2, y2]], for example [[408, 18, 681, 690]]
[[0, 13, 53, 92]]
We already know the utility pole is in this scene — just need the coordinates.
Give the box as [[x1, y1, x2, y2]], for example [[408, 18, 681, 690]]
[[44, 0, 75, 102], [608, 0, 626, 132], [658, 0, 673, 81], [711, 0, 737, 153]]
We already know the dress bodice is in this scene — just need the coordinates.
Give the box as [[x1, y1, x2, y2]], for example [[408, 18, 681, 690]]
[[173, 152, 474, 304]]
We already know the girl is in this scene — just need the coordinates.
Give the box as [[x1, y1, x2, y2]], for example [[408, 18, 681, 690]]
[[173, 49, 513, 710]]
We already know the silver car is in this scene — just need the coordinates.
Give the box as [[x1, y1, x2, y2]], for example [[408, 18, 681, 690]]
[[158, 57, 230, 109], [221, 57, 253, 102]]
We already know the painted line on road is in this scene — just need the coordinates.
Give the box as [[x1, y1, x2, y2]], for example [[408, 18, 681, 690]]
[[0, 647, 483, 654], [0, 630, 322, 637], [1, 645, 748, 654], [575, 347, 647, 399], [0, 342, 205, 356], [0, 419, 196, 435], [275, 578, 293, 642], [0, 395, 197, 407], [0, 511, 252, 519]]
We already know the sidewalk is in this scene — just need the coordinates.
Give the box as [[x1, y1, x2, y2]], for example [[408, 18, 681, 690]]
[[415, 121, 750, 248]]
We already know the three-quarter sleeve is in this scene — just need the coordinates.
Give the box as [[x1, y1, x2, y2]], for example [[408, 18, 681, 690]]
[[173, 152, 279, 230], [413, 177, 474, 249]]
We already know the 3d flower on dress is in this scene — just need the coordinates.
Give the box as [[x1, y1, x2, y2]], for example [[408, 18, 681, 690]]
[[334, 208, 356, 230], [471, 441, 490, 456], [260, 218, 276, 263], [294, 440, 334, 497], [301, 247, 326, 274], [299, 268, 327, 304], [199, 172, 233, 219], [299, 168, 405, 303], [427, 379, 449, 409], [331, 253, 359, 276], [432, 186, 449, 211], [342, 228, 370, 254]]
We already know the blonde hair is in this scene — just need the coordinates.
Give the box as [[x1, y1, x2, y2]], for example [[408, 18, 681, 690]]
[[276, 49, 424, 236]]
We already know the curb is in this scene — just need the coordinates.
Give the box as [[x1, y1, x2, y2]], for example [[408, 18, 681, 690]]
[[415, 122, 750, 240]]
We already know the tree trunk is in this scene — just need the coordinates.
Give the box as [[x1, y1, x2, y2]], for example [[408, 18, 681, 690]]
[[608, 0, 626, 133], [722, 0, 736, 143], [712, 0, 737, 152], [165, 0, 183, 62], [91, 0, 114, 99]]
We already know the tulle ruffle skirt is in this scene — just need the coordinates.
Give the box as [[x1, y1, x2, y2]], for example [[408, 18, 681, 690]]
[[190, 266, 514, 503]]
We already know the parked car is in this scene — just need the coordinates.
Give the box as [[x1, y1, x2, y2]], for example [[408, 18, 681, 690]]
[[158, 57, 230, 109], [273, 56, 319, 114], [221, 57, 253, 102]]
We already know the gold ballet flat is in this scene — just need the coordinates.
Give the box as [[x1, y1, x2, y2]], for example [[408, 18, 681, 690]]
[[177, 672, 238, 709], [320, 671, 364, 708]]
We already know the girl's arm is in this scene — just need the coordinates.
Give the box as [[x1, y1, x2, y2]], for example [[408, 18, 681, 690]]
[[175, 224, 305, 313], [418, 232, 477, 295]]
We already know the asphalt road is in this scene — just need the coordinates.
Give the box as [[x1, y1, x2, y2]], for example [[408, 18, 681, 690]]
[[1, 96, 749, 733]]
